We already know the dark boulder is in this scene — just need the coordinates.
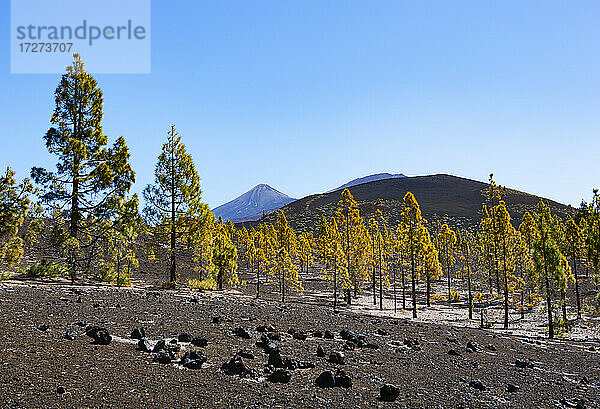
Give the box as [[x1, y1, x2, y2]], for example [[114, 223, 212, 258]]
[[377, 329, 389, 336], [137, 338, 153, 352], [380, 384, 400, 402], [191, 337, 208, 347], [268, 349, 285, 368], [63, 331, 77, 340], [180, 350, 207, 369], [329, 351, 345, 365], [178, 332, 193, 343], [324, 330, 334, 339], [293, 331, 308, 341], [91, 329, 111, 345], [233, 327, 252, 339], [268, 369, 292, 383], [315, 371, 336, 388], [130, 328, 145, 339], [448, 349, 462, 356], [316, 345, 326, 357], [334, 370, 352, 388], [153, 350, 173, 364], [507, 383, 519, 393], [469, 380, 486, 391], [153, 339, 167, 353], [313, 330, 323, 338], [222, 354, 251, 376]]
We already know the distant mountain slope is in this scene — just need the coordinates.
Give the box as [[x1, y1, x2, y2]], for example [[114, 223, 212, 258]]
[[327, 172, 406, 193], [251, 174, 572, 232], [213, 184, 296, 222]]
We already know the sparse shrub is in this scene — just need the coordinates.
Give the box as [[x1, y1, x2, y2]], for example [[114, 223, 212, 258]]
[[0, 271, 12, 280], [449, 289, 461, 302], [187, 278, 216, 291], [155, 280, 176, 290], [553, 317, 572, 337], [18, 259, 67, 278]]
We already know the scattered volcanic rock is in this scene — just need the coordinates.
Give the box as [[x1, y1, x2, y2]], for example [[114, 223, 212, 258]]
[[316, 371, 336, 388], [222, 354, 252, 376], [178, 332, 193, 343], [63, 331, 76, 340], [334, 370, 352, 388], [316, 345, 326, 357], [329, 351, 345, 365], [233, 327, 252, 339], [137, 338, 153, 352], [469, 380, 486, 391], [153, 350, 173, 364], [268, 369, 292, 383], [131, 328, 145, 339], [180, 350, 207, 369], [191, 337, 208, 347], [379, 384, 400, 402]]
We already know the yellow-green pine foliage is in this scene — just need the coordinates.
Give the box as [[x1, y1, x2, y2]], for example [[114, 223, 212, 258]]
[[564, 217, 584, 317], [399, 191, 427, 318], [0, 167, 37, 266], [31, 53, 135, 281], [335, 189, 369, 298], [143, 125, 212, 284], [437, 223, 457, 301], [212, 219, 239, 289], [532, 200, 573, 339]]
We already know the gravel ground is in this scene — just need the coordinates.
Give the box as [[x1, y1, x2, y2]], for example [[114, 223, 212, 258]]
[[0, 280, 599, 408]]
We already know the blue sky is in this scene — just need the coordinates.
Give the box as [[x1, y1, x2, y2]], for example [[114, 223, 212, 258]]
[[1, 1, 599, 208]]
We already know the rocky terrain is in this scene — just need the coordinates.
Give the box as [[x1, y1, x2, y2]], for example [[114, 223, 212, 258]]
[[0, 280, 598, 408]]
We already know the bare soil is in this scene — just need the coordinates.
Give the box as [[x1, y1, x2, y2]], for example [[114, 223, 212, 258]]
[[1, 277, 599, 408]]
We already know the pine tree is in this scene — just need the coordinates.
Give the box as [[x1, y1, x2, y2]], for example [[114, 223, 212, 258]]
[[399, 192, 427, 318], [270, 211, 302, 302], [458, 230, 476, 319], [437, 224, 457, 302], [422, 230, 442, 307], [31, 54, 135, 282], [0, 167, 40, 267], [564, 217, 584, 318], [335, 189, 368, 303], [495, 201, 518, 329], [143, 125, 212, 284], [212, 219, 239, 289], [532, 201, 573, 339]]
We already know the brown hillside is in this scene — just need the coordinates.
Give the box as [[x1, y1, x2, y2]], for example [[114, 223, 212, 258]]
[[242, 174, 573, 232]]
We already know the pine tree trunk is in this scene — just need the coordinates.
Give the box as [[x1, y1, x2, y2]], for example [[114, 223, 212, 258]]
[[426, 275, 431, 307], [573, 250, 581, 319]]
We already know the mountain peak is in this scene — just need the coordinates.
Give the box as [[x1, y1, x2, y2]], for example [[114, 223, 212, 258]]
[[327, 172, 406, 193], [213, 184, 296, 223]]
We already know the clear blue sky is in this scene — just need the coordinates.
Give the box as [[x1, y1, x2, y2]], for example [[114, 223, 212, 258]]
[[1, 1, 599, 208]]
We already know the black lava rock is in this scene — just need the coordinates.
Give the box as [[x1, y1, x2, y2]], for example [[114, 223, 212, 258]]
[[180, 350, 207, 369], [178, 332, 193, 343], [507, 383, 519, 393], [334, 370, 352, 388], [233, 327, 252, 339], [380, 384, 400, 402], [137, 338, 153, 352], [63, 331, 77, 340], [268, 349, 285, 368], [316, 345, 326, 357], [469, 380, 486, 391], [268, 369, 291, 383], [131, 328, 145, 339], [329, 351, 345, 365], [153, 350, 173, 364], [191, 337, 208, 347], [316, 371, 336, 388]]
